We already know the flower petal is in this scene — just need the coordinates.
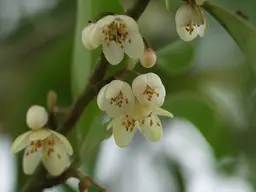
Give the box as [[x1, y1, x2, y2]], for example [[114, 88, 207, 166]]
[[97, 84, 109, 111], [102, 42, 124, 65], [104, 80, 135, 118], [23, 144, 42, 175], [132, 73, 166, 108], [29, 128, 52, 141], [82, 23, 102, 50], [176, 25, 198, 42], [154, 107, 173, 118], [51, 131, 73, 156], [198, 17, 208, 38], [96, 15, 115, 28], [42, 135, 70, 176], [127, 103, 152, 121], [117, 15, 139, 32], [124, 33, 144, 60], [112, 116, 137, 147], [11, 131, 31, 154], [139, 114, 163, 142], [175, 3, 203, 27]]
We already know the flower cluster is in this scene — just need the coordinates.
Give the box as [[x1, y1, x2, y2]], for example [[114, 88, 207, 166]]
[[175, 0, 208, 42], [97, 73, 173, 147], [11, 105, 73, 176]]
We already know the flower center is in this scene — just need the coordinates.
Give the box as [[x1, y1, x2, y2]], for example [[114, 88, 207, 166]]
[[25, 140, 43, 156], [143, 85, 160, 101], [185, 22, 197, 35], [109, 90, 129, 108], [102, 18, 130, 48], [122, 115, 136, 132]]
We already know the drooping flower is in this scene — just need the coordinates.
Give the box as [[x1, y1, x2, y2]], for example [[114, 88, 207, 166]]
[[140, 49, 157, 68], [11, 105, 73, 176], [82, 15, 144, 65], [175, 2, 208, 42], [97, 80, 135, 118], [107, 103, 173, 147], [132, 73, 166, 109]]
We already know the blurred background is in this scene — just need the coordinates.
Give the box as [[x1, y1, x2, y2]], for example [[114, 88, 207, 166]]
[[1, 0, 256, 191]]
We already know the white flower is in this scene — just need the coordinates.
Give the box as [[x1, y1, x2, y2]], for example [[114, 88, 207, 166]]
[[107, 105, 173, 147], [97, 80, 135, 118], [140, 49, 157, 68], [175, 2, 208, 42], [11, 105, 73, 176], [82, 15, 144, 65], [132, 73, 166, 109]]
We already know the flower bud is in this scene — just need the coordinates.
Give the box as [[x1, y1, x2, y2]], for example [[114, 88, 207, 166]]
[[140, 49, 157, 68], [26, 105, 48, 130]]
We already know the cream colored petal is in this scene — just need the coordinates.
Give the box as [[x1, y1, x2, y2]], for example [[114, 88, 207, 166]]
[[175, 3, 203, 27], [102, 42, 124, 65], [97, 84, 109, 111], [117, 15, 139, 32], [51, 131, 73, 156], [96, 15, 115, 28], [124, 33, 144, 60], [154, 107, 173, 118], [127, 103, 152, 121], [82, 24, 102, 50], [176, 26, 198, 42], [11, 131, 31, 154], [29, 128, 52, 141], [23, 144, 42, 175], [112, 116, 136, 147], [42, 135, 70, 176], [139, 114, 163, 142], [198, 17, 208, 37], [104, 80, 135, 118]]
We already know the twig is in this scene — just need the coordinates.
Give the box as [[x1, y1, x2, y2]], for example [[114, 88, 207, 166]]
[[21, 0, 151, 191]]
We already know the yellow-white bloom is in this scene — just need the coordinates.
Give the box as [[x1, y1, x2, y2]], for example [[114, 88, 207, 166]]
[[132, 73, 166, 109], [82, 15, 144, 65], [107, 104, 173, 147], [175, 2, 208, 42], [97, 80, 135, 118], [11, 105, 73, 176]]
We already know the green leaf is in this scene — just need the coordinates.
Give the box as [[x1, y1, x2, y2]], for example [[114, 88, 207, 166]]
[[163, 92, 234, 157], [203, 1, 256, 75], [157, 40, 195, 74], [71, 0, 124, 165]]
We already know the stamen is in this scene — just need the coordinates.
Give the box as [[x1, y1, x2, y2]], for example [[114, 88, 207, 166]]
[[102, 18, 129, 48], [109, 90, 129, 108], [143, 85, 160, 101]]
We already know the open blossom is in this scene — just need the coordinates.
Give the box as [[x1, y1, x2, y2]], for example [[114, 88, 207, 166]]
[[82, 15, 144, 65], [11, 105, 73, 176], [175, 2, 208, 42], [97, 73, 173, 147], [132, 73, 166, 109]]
